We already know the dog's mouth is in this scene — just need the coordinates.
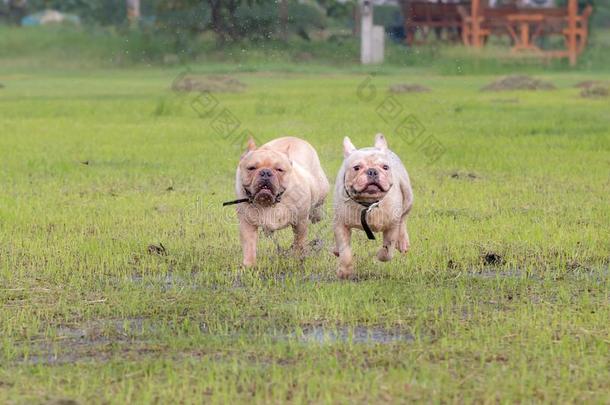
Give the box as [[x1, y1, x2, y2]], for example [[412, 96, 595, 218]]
[[363, 182, 383, 194], [349, 182, 391, 204], [252, 181, 278, 206], [255, 182, 276, 194], [357, 182, 386, 195]]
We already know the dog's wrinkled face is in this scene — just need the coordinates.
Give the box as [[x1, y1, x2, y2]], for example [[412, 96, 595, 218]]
[[343, 135, 393, 203], [240, 142, 292, 207]]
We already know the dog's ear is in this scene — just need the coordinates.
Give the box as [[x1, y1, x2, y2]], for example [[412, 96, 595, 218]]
[[343, 136, 356, 158], [246, 137, 257, 152], [374, 133, 388, 150]]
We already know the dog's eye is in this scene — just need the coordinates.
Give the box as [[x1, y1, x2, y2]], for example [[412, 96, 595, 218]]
[[276, 167, 284, 173], [382, 164, 390, 171], [353, 165, 361, 171], [247, 166, 256, 171]]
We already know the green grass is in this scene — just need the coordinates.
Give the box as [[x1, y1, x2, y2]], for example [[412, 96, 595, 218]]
[[2, 24, 610, 74], [0, 64, 609, 403]]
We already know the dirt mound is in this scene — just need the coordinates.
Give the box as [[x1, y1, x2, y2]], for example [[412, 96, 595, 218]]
[[574, 80, 605, 89], [389, 83, 431, 94], [293, 52, 313, 62], [580, 84, 609, 99], [482, 252, 504, 266], [147, 243, 167, 256], [450, 171, 480, 180], [171, 74, 246, 93], [482, 75, 555, 92], [490, 98, 519, 104]]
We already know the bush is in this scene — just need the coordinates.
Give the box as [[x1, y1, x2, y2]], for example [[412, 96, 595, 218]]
[[154, 0, 326, 45], [233, 2, 279, 40], [590, 2, 610, 29], [287, 2, 327, 33], [26, 0, 126, 25]]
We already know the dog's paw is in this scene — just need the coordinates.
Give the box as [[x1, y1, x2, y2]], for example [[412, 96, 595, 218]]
[[337, 264, 353, 279], [397, 238, 410, 254], [377, 246, 393, 262], [241, 260, 256, 268], [337, 269, 353, 280]]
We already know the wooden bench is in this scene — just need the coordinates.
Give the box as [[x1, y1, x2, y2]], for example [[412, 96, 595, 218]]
[[563, 5, 592, 54], [458, 4, 591, 56], [402, 1, 469, 45]]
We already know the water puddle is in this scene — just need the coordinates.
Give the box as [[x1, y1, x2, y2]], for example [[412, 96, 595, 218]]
[[14, 318, 160, 365], [292, 326, 414, 345], [129, 274, 202, 291], [465, 269, 529, 280], [465, 266, 608, 281], [53, 318, 148, 340], [12, 319, 415, 366]]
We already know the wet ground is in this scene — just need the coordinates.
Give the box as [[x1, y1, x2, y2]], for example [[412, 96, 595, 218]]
[[13, 264, 607, 367]]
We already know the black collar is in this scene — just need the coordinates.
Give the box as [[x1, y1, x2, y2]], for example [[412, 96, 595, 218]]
[[343, 183, 380, 240], [223, 188, 285, 207]]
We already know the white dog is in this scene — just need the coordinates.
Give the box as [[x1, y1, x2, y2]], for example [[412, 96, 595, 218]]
[[333, 134, 413, 279]]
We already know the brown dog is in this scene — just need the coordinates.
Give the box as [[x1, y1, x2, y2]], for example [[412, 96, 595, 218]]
[[232, 137, 329, 267], [333, 134, 413, 279]]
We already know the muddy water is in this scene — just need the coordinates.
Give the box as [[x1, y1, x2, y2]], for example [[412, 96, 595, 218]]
[[292, 326, 414, 344]]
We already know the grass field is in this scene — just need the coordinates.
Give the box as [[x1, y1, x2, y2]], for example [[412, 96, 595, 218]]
[[0, 64, 609, 403], [2, 25, 610, 74]]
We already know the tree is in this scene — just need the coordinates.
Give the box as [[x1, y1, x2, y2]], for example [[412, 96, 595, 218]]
[[7, 0, 28, 25], [279, 0, 288, 41], [157, 0, 274, 43]]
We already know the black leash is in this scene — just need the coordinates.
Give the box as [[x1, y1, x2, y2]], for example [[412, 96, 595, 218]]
[[344, 184, 379, 241], [222, 198, 251, 206], [222, 188, 285, 207], [360, 206, 375, 240]]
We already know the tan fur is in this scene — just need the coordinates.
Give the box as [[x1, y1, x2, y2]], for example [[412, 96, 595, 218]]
[[235, 136, 329, 267], [333, 134, 413, 279]]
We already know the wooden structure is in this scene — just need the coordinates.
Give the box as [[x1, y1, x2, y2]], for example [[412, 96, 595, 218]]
[[403, 1, 463, 44], [399, 0, 593, 66]]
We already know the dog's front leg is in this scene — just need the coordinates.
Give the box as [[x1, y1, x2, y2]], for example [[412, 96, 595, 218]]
[[377, 224, 399, 262], [291, 221, 308, 257], [334, 224, 353, 279], [397, 214, 410, 253], [239, 219, 258, 267]]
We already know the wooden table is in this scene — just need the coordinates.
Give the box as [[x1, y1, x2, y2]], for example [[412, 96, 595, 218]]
[[505, 14, 544, 53]]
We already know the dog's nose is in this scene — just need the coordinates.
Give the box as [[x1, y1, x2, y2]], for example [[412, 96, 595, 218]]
[[366, 168, 378, 178], [259, 169, 273, 179]]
